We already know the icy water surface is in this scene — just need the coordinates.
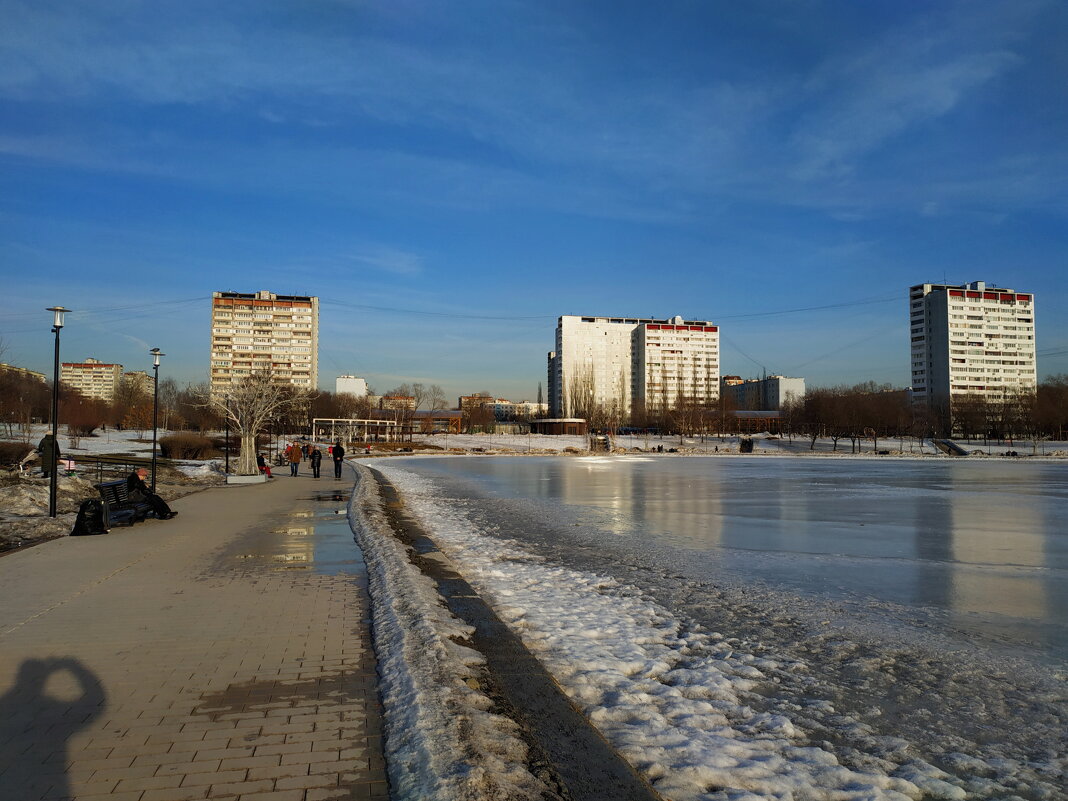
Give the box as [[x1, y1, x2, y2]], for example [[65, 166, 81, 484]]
[[381, 455, 1068, 801], [400, 455, 1068, 659]]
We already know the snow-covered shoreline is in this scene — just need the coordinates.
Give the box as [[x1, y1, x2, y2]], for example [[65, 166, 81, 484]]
[[358, 460, 1067, 801], [346, 464, 554, 801]]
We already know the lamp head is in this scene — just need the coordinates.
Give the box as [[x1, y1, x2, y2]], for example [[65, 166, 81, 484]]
[[150, 347, 165, 367], [46, 306, 70, 330]]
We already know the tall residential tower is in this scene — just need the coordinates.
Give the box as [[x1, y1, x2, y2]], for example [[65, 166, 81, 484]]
[[909, 281, 1036, 423], [209, 291, 319, 395], [549, 315, 720, 418]]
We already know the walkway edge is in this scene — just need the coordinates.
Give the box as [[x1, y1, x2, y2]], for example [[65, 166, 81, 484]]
[[352, 463, 663, 801]]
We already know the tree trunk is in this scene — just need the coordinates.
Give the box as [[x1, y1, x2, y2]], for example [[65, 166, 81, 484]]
[[238, 432, 258, 475]]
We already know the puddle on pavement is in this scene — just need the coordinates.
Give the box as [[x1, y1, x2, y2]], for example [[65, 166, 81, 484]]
[[229, 494, 364, 577]]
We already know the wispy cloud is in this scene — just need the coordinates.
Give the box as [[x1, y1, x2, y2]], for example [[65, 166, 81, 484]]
[[344, 247, 424, 276]]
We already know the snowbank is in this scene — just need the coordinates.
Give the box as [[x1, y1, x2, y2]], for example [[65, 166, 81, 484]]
[[368, 464, 995, 801], [347, 464, 554, 801]]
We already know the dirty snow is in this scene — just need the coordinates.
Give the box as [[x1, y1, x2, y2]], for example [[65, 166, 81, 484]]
[[363, 460, 1067, 801], [347, 464, 556, 801]]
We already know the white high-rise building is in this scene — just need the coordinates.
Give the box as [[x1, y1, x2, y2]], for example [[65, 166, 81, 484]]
[[549, 315, 720, 418], [909, 281, 1036, 416], [210, 291, 319, 395], [336, 375, 368, 397]]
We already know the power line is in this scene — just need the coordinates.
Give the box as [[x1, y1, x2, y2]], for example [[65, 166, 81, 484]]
[[719, 335, 766, 372], [320, 299, 554, 321], [793, 324, 900, 370], [713, 294, 899, 320], [2, 297, 208, 320]]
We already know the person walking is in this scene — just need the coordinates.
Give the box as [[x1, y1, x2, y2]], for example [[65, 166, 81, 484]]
[[37, 433, 61, 479], [286, 442, 302, 477], [332, 440, 345, 479], [309, 445, 322, 479]]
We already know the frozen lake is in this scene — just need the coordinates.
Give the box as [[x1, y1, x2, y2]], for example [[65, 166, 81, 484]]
[[395, 455, 1068, 659], [377, 455, 1068, 800]]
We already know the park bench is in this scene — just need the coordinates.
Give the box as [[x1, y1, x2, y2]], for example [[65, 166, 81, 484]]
[[94, 479, 156, 528]]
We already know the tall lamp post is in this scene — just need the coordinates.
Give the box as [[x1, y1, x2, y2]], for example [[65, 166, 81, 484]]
[[150, 348, 164, 492], [46, 306, 70, 518]]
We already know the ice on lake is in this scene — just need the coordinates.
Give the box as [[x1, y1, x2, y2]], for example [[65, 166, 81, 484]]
[[377, 456, 1068, 801]]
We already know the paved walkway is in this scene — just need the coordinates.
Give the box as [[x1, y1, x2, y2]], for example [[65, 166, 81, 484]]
[[0, 469, 387, 801]]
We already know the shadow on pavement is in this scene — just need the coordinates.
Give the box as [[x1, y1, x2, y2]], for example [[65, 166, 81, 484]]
[[0, 657, 107, 800]]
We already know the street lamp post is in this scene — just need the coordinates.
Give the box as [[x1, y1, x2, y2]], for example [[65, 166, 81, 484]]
[[150, 348, 164, 492], [46, 306, 70, 518]]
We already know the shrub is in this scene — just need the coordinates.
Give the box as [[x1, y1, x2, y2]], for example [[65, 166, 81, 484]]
[[159, 433, 217, 460], [1, 441, 36, 466]]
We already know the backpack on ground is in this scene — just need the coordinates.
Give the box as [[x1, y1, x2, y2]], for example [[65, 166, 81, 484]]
[[71, 499, 108, 536]]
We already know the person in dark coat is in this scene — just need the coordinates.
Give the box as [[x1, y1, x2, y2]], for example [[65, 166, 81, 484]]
[[309, 446, 322, 479], [37, 434, 61, 479], [332, 441, 345, 479], [126, 468, 176, 519]]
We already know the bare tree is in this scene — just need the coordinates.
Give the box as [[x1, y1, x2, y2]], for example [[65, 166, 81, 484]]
[[208, 372, 305, 475], [427, 384, 448, 413]]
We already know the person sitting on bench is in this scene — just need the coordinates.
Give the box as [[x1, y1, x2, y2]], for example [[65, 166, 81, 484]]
[[126, 468, 177, 520]]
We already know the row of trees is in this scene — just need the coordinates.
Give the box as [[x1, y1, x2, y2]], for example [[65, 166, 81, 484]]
[[5, 361, 1067, 457], [563, 377, 1068, 445]]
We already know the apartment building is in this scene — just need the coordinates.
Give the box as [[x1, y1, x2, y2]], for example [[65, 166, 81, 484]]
[[209, 291, 319, 395], [60, 358, 123, 402], [336, 375, 368, 397], [721, 375, 806, 410], [909, 281, 1036, 415], [0, 363, 47, 383], [123, 370, 152, 395], [549, 315, 720, 417]]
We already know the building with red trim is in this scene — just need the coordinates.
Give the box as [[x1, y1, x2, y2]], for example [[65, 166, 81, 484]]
[[549, 315, 720, 418], [60, 358, 123, 402], [909, 281, 1036, 424], [210, 291, 318, 395]]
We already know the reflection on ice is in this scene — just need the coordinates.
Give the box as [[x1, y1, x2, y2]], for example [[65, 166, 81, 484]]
[[380, 458, 1068, 801], [400, 455, 1067, 650]]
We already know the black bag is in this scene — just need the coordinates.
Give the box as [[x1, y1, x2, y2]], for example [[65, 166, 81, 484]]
[[71, 499, 108, 536]]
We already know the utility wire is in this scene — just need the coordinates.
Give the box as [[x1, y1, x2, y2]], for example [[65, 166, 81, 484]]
[[713, 294, 898, 320], [793, 324, 900, 370], [320, 299, 553, 321], [2, 297, 208, 319], [719, 335, 766, 372]]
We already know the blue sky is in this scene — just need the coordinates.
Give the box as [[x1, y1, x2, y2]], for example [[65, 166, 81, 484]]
[[2, 0, 1066, 401]]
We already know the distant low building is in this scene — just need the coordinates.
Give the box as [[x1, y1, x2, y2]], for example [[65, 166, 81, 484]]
[[492, 400, 550, 421], [412, 410, 463, 434], [530, 418, 588, 436], [0, 363, 47, 383], [720, 375, 805, 411], [380, 395, 416, 411], [123, 370, 152, 395]]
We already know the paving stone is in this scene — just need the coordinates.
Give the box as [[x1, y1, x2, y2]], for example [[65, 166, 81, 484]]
[[0, 476, 386, 801]]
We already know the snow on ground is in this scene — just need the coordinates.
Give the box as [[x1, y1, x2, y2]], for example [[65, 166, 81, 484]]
[[410, 432, 1068, 458], [346, 465, 555, 801], [359, 462, 1041, 801]]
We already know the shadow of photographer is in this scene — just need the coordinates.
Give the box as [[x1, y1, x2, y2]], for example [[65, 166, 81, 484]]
[[0, 657, 107, 800]]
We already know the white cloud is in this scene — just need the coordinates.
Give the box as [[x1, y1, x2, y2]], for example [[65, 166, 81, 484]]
[[345, 247, 423, 276]]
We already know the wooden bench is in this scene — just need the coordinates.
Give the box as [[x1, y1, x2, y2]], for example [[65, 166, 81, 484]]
[[95, 479, 156, 528]]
